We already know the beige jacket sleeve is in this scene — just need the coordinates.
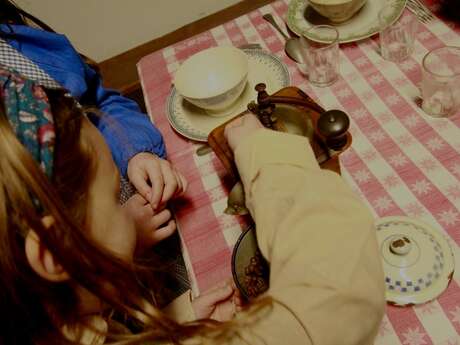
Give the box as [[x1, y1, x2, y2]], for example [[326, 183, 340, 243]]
[[163, 290, 196, 323], [225, 129, 385, 345]]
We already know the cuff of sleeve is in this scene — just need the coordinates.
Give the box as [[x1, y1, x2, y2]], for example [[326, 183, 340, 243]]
[[234, 129, 320, 193], [162, 290, 196, 323]]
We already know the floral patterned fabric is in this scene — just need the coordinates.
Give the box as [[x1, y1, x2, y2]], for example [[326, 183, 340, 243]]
[[0, 65, 55, 178]]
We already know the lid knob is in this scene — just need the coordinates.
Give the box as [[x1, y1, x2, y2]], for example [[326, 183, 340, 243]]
[[317, 110, 350, 150], [389, 236, 412, 256]]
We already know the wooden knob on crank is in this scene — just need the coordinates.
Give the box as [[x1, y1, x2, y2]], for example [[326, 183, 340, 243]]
[[317, 110, 350, 151]]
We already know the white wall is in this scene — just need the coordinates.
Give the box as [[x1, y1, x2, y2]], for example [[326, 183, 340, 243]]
[[15, 0, 241, 62]]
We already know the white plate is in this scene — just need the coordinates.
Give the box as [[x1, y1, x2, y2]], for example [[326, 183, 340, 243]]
[[286, 0, 407, 43], [375, 216, 454, 306], [166, 49, 290, 142]]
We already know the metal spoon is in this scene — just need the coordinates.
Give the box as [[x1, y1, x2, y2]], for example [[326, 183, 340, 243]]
[[262, 13, 303, 63]]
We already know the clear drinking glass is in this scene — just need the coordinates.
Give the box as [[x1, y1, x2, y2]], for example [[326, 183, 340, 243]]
[[421, 46, 460, 117], [300, 25, 339, 87], [379, 6, 418, 62]]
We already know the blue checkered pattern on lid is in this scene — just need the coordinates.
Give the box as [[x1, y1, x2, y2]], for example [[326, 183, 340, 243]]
[[381, 220, 447, 295]]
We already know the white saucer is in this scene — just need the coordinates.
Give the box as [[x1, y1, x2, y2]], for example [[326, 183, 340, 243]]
[[166, 49, 290, 142], [286, 0, 407, 43], [375, 216, 454, 307]]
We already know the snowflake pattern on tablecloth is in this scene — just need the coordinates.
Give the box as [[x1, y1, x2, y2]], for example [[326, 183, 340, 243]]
[[165, 55, 176, 64], [444, 337, 460, 345], [344, 71, 359, 82], [257, 23, 269, 30], [400, 59, 418, 71], [386, 94, 403, 106], [446, 185, 460, 200], [375, 58, 387, 70], [240, 22, 251, 31], [450, 306, 460, 325], [288, 65, 297, 75], [450, 163, 460, 178], [361, 90, 375, 101], [393, 76, 409, 87], [361, 149, 378, 162], [403, 115, 421, 128], [352, 107, 369, 119], [354, 169, 371, 184], [215, 34, 226, 42], [377, 318, 391, 338], [416, 301, 439, 315], [374, 196, 394, 212], [369, 74, 384, 86], [207, 187, 226, 202], [418, 31, 432, 41], [404, 202, 426, 217], [377, 111, 394, 124], [337, 88, 353, 99], [440, 31, 457, 41], [400, 14, 413, 24], [348, 125, 361, 139], [265, 35, 277, 44], [402, 327, 429, 345], [389, 153, 409, 168], [418, 158, 438, 172], [411, 179, 433, 196], [370, 129, 386, 143], [355, 56, 369, 67], [383, 174, 401, 189], [432, 119, 450, 131], [199, 162, 216, 176], [438, 209, 460, 226], [427, 137, 446, 151], [218, 215, 238, 229], [396, 134, 415, 147], [233, 34, 243, 42]]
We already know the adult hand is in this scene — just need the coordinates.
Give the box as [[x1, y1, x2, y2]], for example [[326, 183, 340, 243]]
[[224, 114, 264, 152], [122, 193, 176, 250], [191, 280, 243, 322], [127, 152, 187, 209]]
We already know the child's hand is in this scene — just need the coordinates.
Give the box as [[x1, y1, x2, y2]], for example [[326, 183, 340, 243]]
[[191, 280, 243, 322], [122, 193, 176, 251], [127, 153, 187, 209]]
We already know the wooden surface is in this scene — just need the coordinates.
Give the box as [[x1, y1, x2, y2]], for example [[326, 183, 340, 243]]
[[99, 0, 275, 93]]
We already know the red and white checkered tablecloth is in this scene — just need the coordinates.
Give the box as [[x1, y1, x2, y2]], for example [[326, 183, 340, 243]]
[[138, 1, 460, 343]]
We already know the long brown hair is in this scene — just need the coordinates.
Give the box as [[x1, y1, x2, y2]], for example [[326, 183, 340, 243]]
[[0, 89, 171, 344]]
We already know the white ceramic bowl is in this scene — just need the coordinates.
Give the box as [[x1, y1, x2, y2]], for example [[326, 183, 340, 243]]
[[307, 0, 367, 23], [174, 46, 249, 111]]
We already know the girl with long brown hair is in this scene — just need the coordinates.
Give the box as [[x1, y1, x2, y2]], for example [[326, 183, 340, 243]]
[[0, 0, 195, 301], [0, 66, 385, 344]]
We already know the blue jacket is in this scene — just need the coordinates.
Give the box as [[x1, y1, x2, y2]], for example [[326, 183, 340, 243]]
[[2, 24, 166, 175]]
